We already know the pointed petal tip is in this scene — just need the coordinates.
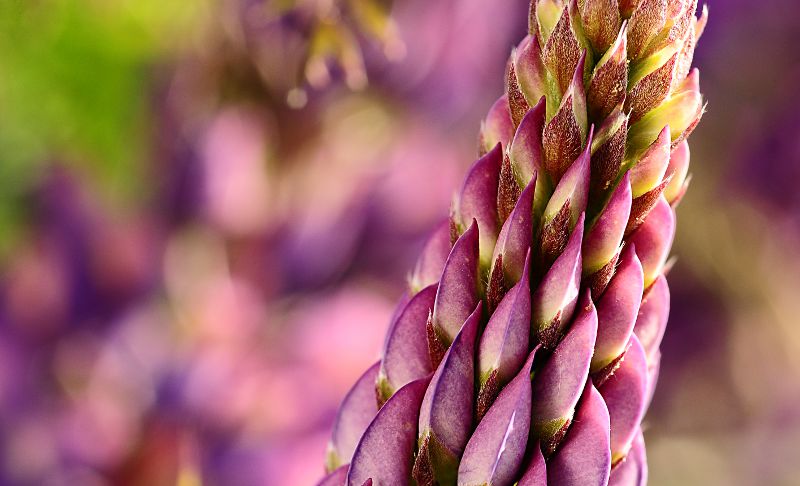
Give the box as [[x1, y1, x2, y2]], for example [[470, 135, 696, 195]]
[[583, 173, 632, 275], [418, 300, 480, 472], [432, 218, 480, 344], [547, 380, 611, 486], [458, 347, 539, 485], [591, 243, 644, 372], [317, 464, 348, 486], [532, 286, 598, 440], [328, 362, 381, 472], [534, 213, 585, 346], [347, 376, 431, 485], [380, 284, 437, 402], [600, 335, 649, 463]]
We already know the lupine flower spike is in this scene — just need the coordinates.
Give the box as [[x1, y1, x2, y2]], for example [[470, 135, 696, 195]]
[[321, 0, 706, 484]]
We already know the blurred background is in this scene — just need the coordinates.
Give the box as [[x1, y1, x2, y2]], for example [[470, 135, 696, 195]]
[[0, 0, 797, 485]]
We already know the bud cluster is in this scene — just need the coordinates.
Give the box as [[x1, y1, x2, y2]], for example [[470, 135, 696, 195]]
[[321, 1, 706, 485]]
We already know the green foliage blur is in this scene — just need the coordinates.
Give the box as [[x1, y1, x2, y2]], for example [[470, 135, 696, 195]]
[[0, 0, 207, 254]]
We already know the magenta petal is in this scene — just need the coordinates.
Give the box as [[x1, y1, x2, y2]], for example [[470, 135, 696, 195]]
[[317, 464, 348, 486], [432, 220, 480, 345], [482, 95, 515, 154], [515, 35, 548, 107], [583, 173, 632, 275], [531, 290, 598, 437], [517, 443, 547, 486], [417, 303, 481, 479], [346, 376, 431, 486], [510, 97, 547, 190], [378, 284, 437, 402], [547, 381, 611, 486], [591, 245, 644, 372], [479, 251, 532, 385], [327, 362, 380, 471], [388, 291, 411, 330], [409, 222, 451, 293], [533, 214, 585, 346], [633, 275, 669, 360], [609, 429, 648, 486], [629, 126, 670, 198], [599, 335, 649, 463], [492, 177, 536, 285], [457, 348, 539, 486], [645, 350, 661, 409], [455, 145, 502, 265], [628, 197, 675, 287], [664, 140, 690, 204]]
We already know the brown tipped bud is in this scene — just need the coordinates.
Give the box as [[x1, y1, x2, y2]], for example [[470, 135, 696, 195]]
[[628, 0, 668, 60], [587, 24, 628, 122], [508, 59, 531, 129], [580, 0, 622, 54], [498, 153, 523, 223], [628, 68, 702, 155], [590, 106, 628, 202], [543, 3, 582, 94], [544, 52, 588, 182], [627, 51, 678, 123]]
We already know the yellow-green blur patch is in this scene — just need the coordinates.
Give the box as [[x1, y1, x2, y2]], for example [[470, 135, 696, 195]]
[[0, 0, 208, 255]]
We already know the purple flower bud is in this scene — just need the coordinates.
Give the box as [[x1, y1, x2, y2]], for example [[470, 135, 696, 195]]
[[517, 443, 547, 485], [599, 335, 649, 464], [327, 362, 380, 472], [543, 2, 582, 95], [454, 147, 502, 266], [458, 348, 539, 486], [347, 376, 431, 486], [609, 429, 648, 486], [533, 214, 585, 348], [629, 126, 671, 199], [628, 69, 703, 154], [377, 285, 437, 404], [547, 381, 611, 486], [429, 221, 480, 365], [543, 129, 592, 234], [414, 302, 480, 484], [409, 223, 451, 293], [510, 97, 547, 194], [481, 96, 514, 155], [591, 245, 644, 373], [514, 36, 548, 108], [627, 51, 679, 123], [589, 105, 628, 204], [634, 275, 670, 360], [492, 178, 536, 287], [508, 62, 531, 129], [628, 0, 668, 60], [580, 0, 622, 53], [478, 251, 532, 419], [531, 290, 598, 452], [664, 140, 690, 205], [628, 197, 675, 288], [583, 173, 632, 276]]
